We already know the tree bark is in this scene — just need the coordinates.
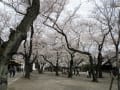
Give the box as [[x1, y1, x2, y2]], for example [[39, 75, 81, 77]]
[[0, 1, 40, 90], [23, 24, 35, 79], [40, 64, 44, 74], [89, 55, 98, 82], [55, 59, 59, 76], [0, 64, 8, 90], [68, 54, 74, 78], [115, 46, 120, 90], [38, 63, 45, 74], [24, 58, 31, 79], [68, 60, 73, 78], [96, 52, 103, 78], [35, 60, 41, 74], [109, 77, 114, 90]]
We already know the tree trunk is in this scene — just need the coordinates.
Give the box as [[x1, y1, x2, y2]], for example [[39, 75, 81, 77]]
[[38, 64, 44, 74], [37, 63, 41, 74], [55, 67, 59, 76], [96, 52, 103, 78], [38, 64, 41, 74], [35, 61, 42, 74], [39, 63, 45, 74], [0, 64, 8, 90], [24, 58, 33, 78], [24, 60, 31, 79], [0, 1, 40, 89], [40, 66, 44, 74], [118, 74, 120, 90], [24, 24, 35, 78], [109, 77, 114, 90], [55, 59, 59, 76], [89, 55, 98, 82], [115, 46, 120, 90], [68, 55, 73, 78]]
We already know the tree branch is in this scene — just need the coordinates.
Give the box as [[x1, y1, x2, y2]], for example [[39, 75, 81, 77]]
[[0, 0, 26, 15], [40, 55, 55, 68]]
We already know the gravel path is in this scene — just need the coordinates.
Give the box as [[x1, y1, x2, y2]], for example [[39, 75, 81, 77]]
[[8, 72, 117, 90], [8, 72, 23, 85]]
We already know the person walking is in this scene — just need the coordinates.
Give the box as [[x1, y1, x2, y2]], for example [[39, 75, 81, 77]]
[[8, 65, 16, 77]]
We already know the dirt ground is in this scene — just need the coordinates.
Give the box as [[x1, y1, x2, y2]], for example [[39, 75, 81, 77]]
[[8, 71, 117, 90]]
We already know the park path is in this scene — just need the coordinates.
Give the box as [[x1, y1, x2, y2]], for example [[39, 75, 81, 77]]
[[8, 72, 23, 85], [8, 71, 117, 90]]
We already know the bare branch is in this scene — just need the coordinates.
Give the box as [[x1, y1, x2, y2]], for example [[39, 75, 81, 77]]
[[40, 55, 55, 67], [0, 0, 26, 15]]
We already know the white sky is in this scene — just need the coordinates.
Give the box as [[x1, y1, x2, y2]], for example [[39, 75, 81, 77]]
[[68, 0, 94, 18], [0, 0, 94, 19]]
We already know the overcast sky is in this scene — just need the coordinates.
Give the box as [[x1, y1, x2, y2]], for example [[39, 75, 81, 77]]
[[68, 0, 94, 18], [0, 0, 95, 18]]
